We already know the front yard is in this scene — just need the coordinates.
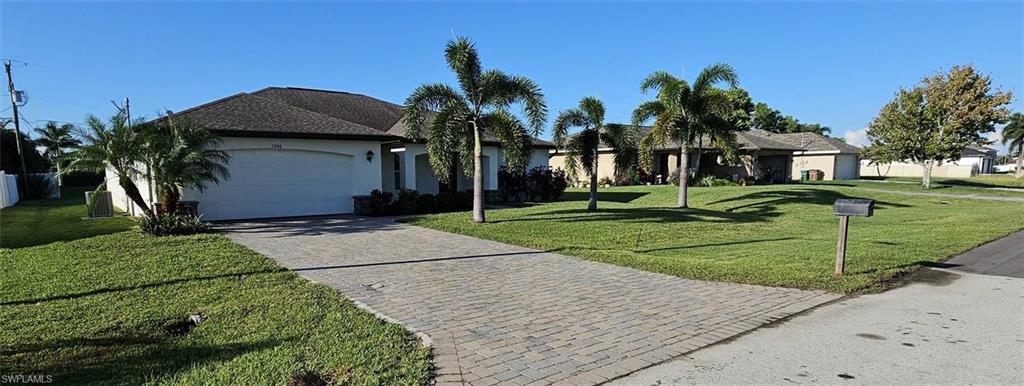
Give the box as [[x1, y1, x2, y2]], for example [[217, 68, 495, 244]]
[[409, 184, 1024, 293], [0, 192, 430, 385]]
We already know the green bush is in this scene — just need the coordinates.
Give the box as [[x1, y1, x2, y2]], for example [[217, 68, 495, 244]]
[[139, 213, 210, 236], [415, 194, 437, 214], [453, 191, 472, 210], [393, 189, 419, 214], [696, 175, 739, 187], [368, 189, 394, 216], [23, 174, 55, 200], [435, 192, 456, 212]]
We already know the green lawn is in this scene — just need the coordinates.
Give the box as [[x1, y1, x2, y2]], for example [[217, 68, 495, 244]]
[[0, 187, 137, 248], [0, 192, 430, 385], [408, 184, 1024, 293]]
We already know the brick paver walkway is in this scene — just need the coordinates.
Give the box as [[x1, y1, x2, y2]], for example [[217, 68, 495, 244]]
[[222, 216, 840, 385]]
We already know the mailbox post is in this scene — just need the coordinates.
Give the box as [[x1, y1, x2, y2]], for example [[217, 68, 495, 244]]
[[833, 199, 874, 277]]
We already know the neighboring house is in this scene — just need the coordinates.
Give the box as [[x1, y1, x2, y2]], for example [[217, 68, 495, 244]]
[[756, 130, 863, 180], [860, 145, 998, 178], [107, 87, 553, 220], [549, 128, 858, 184]]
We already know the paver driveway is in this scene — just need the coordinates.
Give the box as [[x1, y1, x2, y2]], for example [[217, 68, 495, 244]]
[[221, 216, 840, 385]]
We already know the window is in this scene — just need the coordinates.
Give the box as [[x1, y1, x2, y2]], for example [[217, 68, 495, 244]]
[[393, 155, 402, 189]]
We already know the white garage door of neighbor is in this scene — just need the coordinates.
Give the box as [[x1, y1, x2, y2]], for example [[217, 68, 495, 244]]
[[190, 149, 355, 220]]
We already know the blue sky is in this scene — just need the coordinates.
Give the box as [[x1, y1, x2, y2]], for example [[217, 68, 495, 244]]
[[2, 1, 1021, 152]]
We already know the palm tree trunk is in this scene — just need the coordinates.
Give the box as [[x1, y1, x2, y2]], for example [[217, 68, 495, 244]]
[[678, 144, 689, 208], [921, 160, 934, 189], [588, 155, 598, 212], [472, 122, 485, 223], [1016, 143, 1024, 179], [120, 178, 153, 217]]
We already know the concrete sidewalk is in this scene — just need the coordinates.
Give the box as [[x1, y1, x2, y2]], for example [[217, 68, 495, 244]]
[[613, 231, 1024, 385]]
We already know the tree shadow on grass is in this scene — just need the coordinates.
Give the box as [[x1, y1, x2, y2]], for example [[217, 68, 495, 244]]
[[706, 188, 911, 212], [558, 191, 650, 203], [492, 206, 778, 224], [2, 332, 289, 385], [0, 268, 286, 306]]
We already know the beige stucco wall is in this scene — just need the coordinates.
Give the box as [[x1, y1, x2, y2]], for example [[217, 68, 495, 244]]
[[550, 152, 620, 184], [792, 155, 836, 180]]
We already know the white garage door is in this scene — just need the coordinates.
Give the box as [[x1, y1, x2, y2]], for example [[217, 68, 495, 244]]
[[834, 154, 859, 180], [188, 149, 354, 220]]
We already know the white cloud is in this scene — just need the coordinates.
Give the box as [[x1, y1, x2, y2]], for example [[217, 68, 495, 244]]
[[844, 128, 870, 148]]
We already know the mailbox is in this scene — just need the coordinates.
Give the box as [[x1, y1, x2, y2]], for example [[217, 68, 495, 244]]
[[834, 199, 874, 217]]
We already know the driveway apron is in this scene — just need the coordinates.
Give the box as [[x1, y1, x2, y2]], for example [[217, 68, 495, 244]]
[[221, 216, 840, 385]]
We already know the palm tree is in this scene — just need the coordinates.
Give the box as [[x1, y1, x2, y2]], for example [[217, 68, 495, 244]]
[[632, 63, 739, 208], [402, 37, 547, 223], [145, 114, 230, 215], [552, 97, 636, 211], [34, 121, 80, 186], [66, 113, 153, 216], [1003, 112, 1024, 178]]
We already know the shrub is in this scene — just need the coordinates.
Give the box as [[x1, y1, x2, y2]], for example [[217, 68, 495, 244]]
[[597, 176, 614, 187], [435, 191, 456, 212], [61, 171, 104, 187], [669, 168, 681, 186], [140, 213, 210, 236], [393, 189, 419, 214], [453, 191, 472, 210], [368, 189, 394, 216], [497, 166, 527, 202], [526, 166, 568, 201], [23, 174, 55, 200], [415, 194, 437, 214], [696, 175, 738, 187]]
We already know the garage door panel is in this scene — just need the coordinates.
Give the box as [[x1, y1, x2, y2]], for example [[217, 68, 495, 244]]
[[189, 149, 355, 220]]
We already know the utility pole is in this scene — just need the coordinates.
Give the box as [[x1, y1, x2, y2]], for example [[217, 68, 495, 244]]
[[4, 60, 30, 198]]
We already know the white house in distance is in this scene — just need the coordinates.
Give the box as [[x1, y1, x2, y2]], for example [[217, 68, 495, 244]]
[[860, 145, 998, 178], [107, 87, 553, 221]]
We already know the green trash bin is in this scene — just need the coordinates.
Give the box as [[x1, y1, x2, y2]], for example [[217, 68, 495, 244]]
[[800, 170, 810, 181]]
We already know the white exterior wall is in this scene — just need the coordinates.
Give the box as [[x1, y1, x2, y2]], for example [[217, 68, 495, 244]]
[[180, 137, 383, 220], [860, 160, 975, 178], [105, 164, 155, 215], [527, 148, 552, 171], [834, 154, 860, 180], [398, 143, 500, 193]]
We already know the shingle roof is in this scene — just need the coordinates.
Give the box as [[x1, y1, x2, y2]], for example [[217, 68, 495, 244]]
[[754, 130, 863, 154], [161, 86, 553, 147], [963, 144, 997, 157], [156, 92, 394, 139], [629, 126, 802, 151]]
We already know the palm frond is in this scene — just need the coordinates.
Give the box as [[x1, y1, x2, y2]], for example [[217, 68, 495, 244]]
[[551, 108, 589, 148], [444, 37, 482, 100], [483, 109, 532, 174], [480, 71, 547, 135], [401, 83, 466, 139], [692, 63, 738, 95]]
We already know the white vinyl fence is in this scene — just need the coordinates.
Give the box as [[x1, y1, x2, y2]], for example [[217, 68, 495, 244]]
[[0, 172, 61, 208], [1, 171, 19, 208]]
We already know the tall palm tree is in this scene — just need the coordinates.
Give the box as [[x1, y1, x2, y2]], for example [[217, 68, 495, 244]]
[[402, 37, 547, 223], [1003, 112, 1024, 178], [66, 113, 152, 216], [552, 97, 636, 211], [34, 121, 80, 186], [632, 63, 739, 208], [146, 114, 230, 215]]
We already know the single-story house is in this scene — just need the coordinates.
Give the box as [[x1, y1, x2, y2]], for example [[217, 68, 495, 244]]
[[860, 144, 998, 178], [755, 131, 863, 180], [550, 128, 860, 184], [107, 87, 554, 220]]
